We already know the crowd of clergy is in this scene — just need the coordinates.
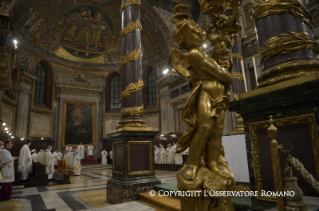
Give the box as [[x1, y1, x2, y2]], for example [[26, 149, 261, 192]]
[[0, 140, 111, 201], [154, 142, 188, 164]]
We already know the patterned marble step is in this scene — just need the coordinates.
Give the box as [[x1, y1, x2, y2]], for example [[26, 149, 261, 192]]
[[81, 165, 112, 172], [12, 185, 25, 190], [139, 192, 181, 211]]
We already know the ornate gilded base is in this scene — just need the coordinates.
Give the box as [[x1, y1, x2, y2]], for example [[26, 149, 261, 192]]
[[257, 60, 319, 88]]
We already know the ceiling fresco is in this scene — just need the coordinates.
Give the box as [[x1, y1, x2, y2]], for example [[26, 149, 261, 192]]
[[12, 0, 172, 71]]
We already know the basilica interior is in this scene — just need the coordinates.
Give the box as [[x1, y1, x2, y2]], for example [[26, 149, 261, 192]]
[[0, 0, 319, 210]]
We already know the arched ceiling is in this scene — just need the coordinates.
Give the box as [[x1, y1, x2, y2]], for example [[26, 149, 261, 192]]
[[11, 0, 193, 71]]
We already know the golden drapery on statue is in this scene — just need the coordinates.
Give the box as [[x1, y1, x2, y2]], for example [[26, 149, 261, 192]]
[[169, 2, 236, 211]]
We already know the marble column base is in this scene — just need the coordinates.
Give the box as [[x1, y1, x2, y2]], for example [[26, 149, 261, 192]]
[[106, 177, 160, 204]]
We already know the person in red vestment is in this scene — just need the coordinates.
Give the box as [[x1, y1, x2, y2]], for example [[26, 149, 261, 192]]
[[0, 141, 18, 200]]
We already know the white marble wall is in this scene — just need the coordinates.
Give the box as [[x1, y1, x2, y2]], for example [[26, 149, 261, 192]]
[[222, 134, 249, 182], [16, 83, 32, 138]]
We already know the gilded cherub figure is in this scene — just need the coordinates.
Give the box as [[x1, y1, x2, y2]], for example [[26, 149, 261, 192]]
[[170, 3, 234, 186]]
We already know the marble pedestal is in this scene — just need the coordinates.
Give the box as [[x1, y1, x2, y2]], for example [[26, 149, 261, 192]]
[[106, 130, 160, 204], [230, 75, 319, 210]]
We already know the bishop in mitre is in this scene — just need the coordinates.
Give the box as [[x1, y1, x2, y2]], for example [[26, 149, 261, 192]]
[[18, 140, 32, 181], [101, 149, 108, 165], [72, 150, 81, 176], [77, 142, 85, 159], [43, 146, 54, 179]]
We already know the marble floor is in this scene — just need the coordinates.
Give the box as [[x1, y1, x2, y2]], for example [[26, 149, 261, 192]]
[[0, 165, 177, 211]]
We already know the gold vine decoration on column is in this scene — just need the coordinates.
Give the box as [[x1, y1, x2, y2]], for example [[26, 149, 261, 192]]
[[120, 0, 141, 13], [120, 49, 142, 68], [250, 0, 313, 28], [120, 80, 144, 100], [121, 104, 144, 116], [231, 72, 244, 80], [260, 32, 319, 62], [120, 21, 142, 39], [230, 53, 244, 61]]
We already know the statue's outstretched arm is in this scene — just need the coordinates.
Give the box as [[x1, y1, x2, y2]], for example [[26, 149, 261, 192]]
[[189, 49, 232, 84]]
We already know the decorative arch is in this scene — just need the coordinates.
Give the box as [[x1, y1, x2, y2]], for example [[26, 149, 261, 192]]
[[32, 60, 54, 110], [105, 71, 121, 112]]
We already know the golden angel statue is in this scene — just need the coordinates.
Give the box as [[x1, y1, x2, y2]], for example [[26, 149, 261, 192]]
[[169, 3, 236, 210]]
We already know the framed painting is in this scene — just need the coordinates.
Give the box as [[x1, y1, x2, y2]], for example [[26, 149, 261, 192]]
[[0, 103, 16, 134], [29, 112, 53, 137], [61, 101, 96, 148]]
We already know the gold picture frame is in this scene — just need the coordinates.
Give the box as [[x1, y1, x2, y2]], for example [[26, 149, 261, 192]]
[[113, 141, 123, 175], [29, 112, 53, 138], [61, 100, 96, 148], [0, 103, 16, 134], [249, 113, 319, 201], [127, 141, 152, 175]]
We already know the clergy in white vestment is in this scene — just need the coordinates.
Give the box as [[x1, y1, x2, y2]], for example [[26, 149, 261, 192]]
[[0, 141, 19, 201], [57, 150, 62, 160], [77, 142, 85, 159], [167, 144, 175, 164], [63, 150, 73, 169], [101, 149, 108, 165], [37, 149, 44, 164], [72, 151, 81, 176], [154, 146, 160, 164], [87, 143, 94, 161], [53, 150, 59, 169], [65, 144, 73, 152], [109, 150, 113, 164], [43, 146, 54, 179], [159, 144, 166, 164], [18, 140, 33, 181], [31, 149, 38, 163]]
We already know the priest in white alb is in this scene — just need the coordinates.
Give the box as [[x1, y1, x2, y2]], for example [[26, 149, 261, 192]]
[[159, 144, 166, 164], [53, 149, 59, 169], [72, 150, 81, 176], [167, 144, 174, 164], [87, 143, 94, 161], [43, 146, 54, 179], [109, 150, 113, 164], [101, 149, 108, 165], [63, 150, 73, 169], [57, 150, 62, 160], [77, 142, 85, 159], [18, 140, 33, 181], [31, 149, 38, 163], [37, 149, 44, 164], [0, 141, 18, 201], [65, 144, 73, 152]]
